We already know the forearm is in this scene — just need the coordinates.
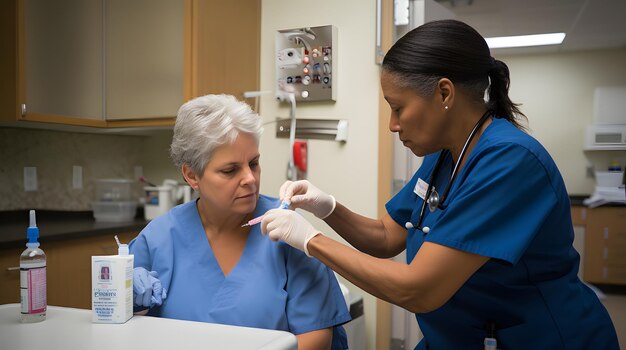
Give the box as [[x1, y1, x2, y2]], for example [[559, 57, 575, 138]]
[[308, 235, 490, 313], [307, 234, 434, 313], [324, 202, 403, 258]]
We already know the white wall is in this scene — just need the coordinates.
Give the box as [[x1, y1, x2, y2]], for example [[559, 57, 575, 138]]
[[258, 1, 381, 348], [497, 48, 626, 195]]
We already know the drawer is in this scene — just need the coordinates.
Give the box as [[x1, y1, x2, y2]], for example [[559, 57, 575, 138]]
[[584, 260, 626, 285], [598, 245, 626, 264], [598, 265, 626, 284], [598, 227, 626, 244]]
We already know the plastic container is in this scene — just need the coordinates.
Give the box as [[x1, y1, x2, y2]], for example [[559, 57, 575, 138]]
[[92, 201, 137, 222], [20, 210, 47, 323], [144, 186, 176, 221], [95, 179, 135, 202], [595, 171, 624, 187]]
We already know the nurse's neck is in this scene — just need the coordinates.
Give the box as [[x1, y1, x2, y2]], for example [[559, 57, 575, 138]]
[[446, 106, 491, 168]]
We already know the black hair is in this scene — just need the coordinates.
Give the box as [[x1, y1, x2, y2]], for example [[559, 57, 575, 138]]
[[382, 19, 526, 130]]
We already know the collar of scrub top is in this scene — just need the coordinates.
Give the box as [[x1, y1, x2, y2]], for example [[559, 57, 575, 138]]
[[406, 109, 492, 234]]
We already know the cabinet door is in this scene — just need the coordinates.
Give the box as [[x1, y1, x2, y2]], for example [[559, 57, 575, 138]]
[[25, 0, 104, 121], [105, 0, 184, 120], [0, 246, 24, 305], [190, 0, 261, 99]]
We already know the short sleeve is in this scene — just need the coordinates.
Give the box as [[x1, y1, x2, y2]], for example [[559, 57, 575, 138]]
[[129, 229, 151, 270], [284, 247, 351, 335], [427, 143, 558, 265]]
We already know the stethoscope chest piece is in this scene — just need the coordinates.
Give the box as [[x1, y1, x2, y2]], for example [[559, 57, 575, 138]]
[[427, 189, 440, 212]]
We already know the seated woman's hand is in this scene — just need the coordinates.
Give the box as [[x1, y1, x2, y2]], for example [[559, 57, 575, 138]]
[[133, 267, 167, 308]]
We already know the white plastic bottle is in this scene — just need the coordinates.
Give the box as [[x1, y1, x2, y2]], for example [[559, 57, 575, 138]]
[[91, 235, 133, 323], [20, 210, 47, 323]]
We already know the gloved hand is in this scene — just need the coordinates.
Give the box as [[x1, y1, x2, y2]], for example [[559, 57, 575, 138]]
[[279, 180, 336, 219], [133, 267, 167, 308], [261, 209, 323, 256]]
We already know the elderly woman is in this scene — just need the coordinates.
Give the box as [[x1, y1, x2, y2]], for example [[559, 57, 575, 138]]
[[129, 94, 350, 350]]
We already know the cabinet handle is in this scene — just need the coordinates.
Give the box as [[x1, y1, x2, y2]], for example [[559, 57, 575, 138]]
[[7, 266, 20, 271], [603, 228, 609, 240]]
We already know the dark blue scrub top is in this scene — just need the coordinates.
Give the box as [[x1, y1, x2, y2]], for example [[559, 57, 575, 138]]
[[386, 118, 619, 349]]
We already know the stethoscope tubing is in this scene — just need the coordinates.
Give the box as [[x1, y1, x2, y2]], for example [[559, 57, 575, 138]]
[[406, 110, 492, 233]]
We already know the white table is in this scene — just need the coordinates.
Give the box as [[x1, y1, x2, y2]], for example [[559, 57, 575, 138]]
[[0, 304, 297, 350]]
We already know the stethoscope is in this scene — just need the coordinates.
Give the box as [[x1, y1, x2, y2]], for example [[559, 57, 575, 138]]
[[405, 110, 492, 234]]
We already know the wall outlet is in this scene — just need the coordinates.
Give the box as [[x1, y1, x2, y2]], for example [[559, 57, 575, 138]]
[[24, 167, 37, 192], [73, 165, 83, 189]]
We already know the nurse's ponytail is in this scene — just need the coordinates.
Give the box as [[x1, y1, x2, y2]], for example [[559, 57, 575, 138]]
[[382, 19, 527, 130], [487, 59, 526, 130]]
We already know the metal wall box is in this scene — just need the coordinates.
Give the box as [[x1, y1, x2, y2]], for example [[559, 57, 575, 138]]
[[276, 25, 337, 102]]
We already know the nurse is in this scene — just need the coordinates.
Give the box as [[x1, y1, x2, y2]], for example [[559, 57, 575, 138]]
[[129, 94, 350, 350], [261, 20, 619, 349]]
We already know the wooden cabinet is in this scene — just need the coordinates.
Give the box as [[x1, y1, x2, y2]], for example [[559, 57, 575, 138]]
[[0, 231, 138, 309], [583, 207, 626, 285], [0, 0, 260, 128], [105, 0, 184, 121]]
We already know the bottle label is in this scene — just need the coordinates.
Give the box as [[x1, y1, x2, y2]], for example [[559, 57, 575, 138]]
[[20, 264, 47, 314]]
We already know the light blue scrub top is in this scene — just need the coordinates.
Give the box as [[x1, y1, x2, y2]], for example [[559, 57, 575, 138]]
[[386, 118, 619, 349], [130, 195, 351, 349]]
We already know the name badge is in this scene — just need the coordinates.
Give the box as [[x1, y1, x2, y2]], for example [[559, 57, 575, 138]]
[[414, 178, 429, 200]]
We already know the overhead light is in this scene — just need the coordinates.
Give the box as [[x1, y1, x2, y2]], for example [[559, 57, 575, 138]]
[[485, 33, 566, 49]]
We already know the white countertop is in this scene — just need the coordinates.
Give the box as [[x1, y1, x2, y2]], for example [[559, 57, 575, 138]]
[[0, 304, 297, 350]]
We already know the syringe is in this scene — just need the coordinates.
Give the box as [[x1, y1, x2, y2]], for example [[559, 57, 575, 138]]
[[241, 201, 290, 227]]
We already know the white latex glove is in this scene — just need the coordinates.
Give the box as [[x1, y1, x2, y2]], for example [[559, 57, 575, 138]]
[[261, 209, 323, 256], [279, 180, 336, 219]]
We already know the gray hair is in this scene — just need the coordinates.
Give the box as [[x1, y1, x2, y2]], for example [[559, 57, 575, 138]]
[[170, 94, 263, 175]]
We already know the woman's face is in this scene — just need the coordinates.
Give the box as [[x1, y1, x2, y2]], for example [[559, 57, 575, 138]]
[[195, 132, 261, 216], [381, 71, 448, 156]]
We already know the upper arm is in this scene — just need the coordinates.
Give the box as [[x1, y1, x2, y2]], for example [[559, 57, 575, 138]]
[[296, 328, 332, 350], [381, 213, 409, 257], [129, 231, 151, 269], [285, 248, 351, 335]]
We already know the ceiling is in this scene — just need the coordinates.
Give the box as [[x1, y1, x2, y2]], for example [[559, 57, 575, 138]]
[[432, 0, 626, 55]]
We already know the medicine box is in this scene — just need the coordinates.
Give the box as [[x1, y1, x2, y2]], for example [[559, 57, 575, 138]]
[[92, 255, 133, 323]]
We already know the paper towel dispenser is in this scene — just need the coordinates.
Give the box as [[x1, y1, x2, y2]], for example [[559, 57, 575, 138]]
[[585, 86, 626, 150], [585, 124, 626, 150]]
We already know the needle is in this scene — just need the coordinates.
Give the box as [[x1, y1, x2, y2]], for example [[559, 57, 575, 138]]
[[241, 201, 290, 227]]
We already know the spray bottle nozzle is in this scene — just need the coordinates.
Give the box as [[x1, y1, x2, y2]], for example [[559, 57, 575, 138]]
[[27, 210, 40, 244], [114, 235, 129, 256]]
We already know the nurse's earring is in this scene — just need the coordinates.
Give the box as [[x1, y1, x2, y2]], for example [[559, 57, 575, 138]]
[[444, 106, 449, 110]]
